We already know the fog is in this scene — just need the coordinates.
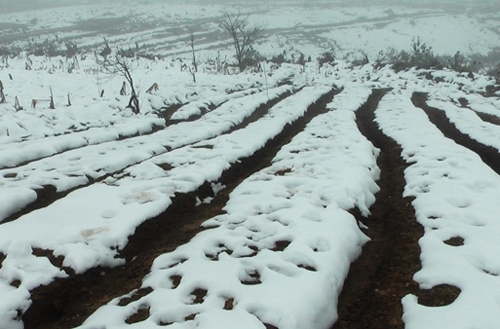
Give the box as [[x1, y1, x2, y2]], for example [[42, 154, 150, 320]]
[[0, 0, 499, 65], [0, 0, 498, 13]]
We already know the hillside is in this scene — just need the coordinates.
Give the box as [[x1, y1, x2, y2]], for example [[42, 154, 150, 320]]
[[1, 2, 500, 329]]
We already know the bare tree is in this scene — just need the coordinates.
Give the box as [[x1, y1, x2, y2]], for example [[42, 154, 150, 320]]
[[96, 49, 140, 114], [177, 27, 198, 83], [183, 27, 198, 73], [220, 9, 264, 72]]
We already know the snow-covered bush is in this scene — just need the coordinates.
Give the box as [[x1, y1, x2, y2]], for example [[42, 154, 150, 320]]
[[377, 37, 440, 71], [318, 49, 336, 68]]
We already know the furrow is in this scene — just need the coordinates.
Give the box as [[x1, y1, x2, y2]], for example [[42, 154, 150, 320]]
[[0, 85, 269, 171], [332, 89, 423, 329], [0, 87, 294, 224], [0, 121, 165, 171], [20, 88, 337, 329], [412, 92, 500, 176]]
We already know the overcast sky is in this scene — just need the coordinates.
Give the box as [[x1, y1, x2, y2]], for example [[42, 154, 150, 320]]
[[0, 0, 497, 13]]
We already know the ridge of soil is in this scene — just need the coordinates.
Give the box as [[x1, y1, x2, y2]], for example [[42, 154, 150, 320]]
[[21, 89, 338, 329], [332, 89, 423, 329], [474, 111, 500, 126], [457, 96, 500, 126], [1, 89, 295, 225], [412, 92, 500, 175], [0, 123, 165, 172]]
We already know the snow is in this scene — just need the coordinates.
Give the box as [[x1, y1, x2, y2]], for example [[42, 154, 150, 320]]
[[427, 98, 500, 152], [1, 1, 500, 328], [1, 56, 499, 329], [0, 83, 294, 222], [375, 90, 500, 329], [1, 0, 499, 60], [77, 85, 378, 329], [0, 80, 331, 327]]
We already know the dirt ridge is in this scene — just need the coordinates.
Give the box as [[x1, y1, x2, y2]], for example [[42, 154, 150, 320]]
[[0, 123, 165, 172], [412, 92, 500, 176], [1, 88, 296, 225], [332, 89, 423, 329], [22, 88, 337, 329]]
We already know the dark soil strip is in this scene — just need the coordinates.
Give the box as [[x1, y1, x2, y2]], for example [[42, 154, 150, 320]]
[[474, 111, 500, 126], [159, 102, 185, 122], [2, 86, 273, 171], [165, 102, 218, 124], [332, 89, 423, 329], [0, 123, 165, 171], [456, 97, 500, 126], [2, 89, 296, 225], [413, 92, 500, 176], [2, 171, 127, 225], [1, 184, 87, 225], [167, 88, 295, 129], [223, 88, 297, 135], [22, 89, 338, 329]]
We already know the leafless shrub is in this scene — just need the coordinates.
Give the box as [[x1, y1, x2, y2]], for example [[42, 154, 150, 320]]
[[96, 45, 140, 114], [220, 9, 265, 72]]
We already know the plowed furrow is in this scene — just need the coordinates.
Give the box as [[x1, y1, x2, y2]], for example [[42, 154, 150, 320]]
[[0, 87, 263, 171], [0, 123, 165, 171], [2, 88, 295, 224], [224, 87, 297, 135], [474, 111, 500, 126], [332, 89, 423, 329], [21, 88, 337, 329], [412, 92, 500, 176]]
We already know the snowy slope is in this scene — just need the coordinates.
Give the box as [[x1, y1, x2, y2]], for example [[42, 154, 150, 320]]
[[376, 90, 500, 329], [1, 1, 499, 61], [1, 1, 500, 328], [77, 86, 378, 329]]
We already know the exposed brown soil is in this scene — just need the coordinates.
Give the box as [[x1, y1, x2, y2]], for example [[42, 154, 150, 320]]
[[14, 86, 494, 329], [21, 89, 337, 329], [1, 123, 165, 171], [332, 88, 500, 329], [455, 97, 500, 126], [475, 111, 500, 126], [332, 89, 424, 329], [413, 92, 500, 175], [1, 88, 294, 225]]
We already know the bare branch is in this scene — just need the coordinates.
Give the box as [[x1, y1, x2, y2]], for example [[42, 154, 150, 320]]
[[96, 50, 140, 113], [220, 9, 265, 71], [181, 26, 198, 73]]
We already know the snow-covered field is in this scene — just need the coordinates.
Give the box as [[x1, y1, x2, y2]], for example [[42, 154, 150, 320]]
[[1, 1, 500, 329], [2, 0, 500, 60]]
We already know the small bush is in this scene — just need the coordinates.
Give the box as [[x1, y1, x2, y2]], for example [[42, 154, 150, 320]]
[[347, 51, 369, 67], [65, 41, 78, 58], [318, 50, 335, 68], [379, 37, 440, 71], [28, 38, 61, 57], [269, 51, 288, 65], [240, 47, 264, 71], [0, 47, 11, 57], [486, 63, 500, 84]]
